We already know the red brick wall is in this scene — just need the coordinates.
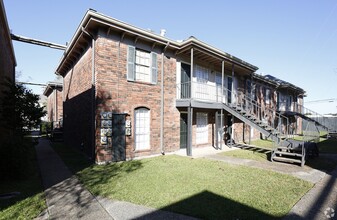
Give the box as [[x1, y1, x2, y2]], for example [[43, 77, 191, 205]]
[[63, 45, 94, 158], [0, 8, 16, 140], [94, 32, 180, 162], [46, 88, 63, 128]]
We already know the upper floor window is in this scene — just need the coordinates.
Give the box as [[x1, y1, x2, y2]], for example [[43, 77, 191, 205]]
[[127, 46, 157, 84], [265, 88, 271, 104]]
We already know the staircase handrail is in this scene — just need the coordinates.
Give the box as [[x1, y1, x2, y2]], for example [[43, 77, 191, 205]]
[[295, 103, 332, 131], [222, 87, 289, 140]]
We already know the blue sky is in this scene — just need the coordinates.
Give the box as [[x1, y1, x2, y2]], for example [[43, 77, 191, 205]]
[[4, 0, 337, 114]]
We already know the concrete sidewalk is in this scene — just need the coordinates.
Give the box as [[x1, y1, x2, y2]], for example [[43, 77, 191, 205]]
[[35, 138, 112, 219], [35, 138, 197, 220]]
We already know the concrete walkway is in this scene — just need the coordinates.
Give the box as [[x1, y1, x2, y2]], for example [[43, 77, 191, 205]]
[[284, 166, 337, 220], [35, 138, 197, 220]]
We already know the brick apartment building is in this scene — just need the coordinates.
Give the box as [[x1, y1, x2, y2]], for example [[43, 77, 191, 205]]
[[43, 82, 63, 129], [0, 0, 16, 139], [55, 10, 305, 164]]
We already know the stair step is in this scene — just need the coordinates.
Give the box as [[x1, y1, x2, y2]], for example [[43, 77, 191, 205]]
[[272, 156, 302, 164], [274, 151, 303, 157]]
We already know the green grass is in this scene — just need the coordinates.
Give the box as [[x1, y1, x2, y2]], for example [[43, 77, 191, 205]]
[[53, 143, 312, 220], [250, 139, 274, 149], [0, 138, 46, 220], [221, 148, 271, 162]]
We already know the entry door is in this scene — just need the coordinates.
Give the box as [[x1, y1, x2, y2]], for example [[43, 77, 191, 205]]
[[180, 113, 188, 149], [112, 114, 126, 161], [181, 63, 191, 99]]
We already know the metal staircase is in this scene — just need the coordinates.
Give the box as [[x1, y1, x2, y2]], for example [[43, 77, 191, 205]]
[[292, 103, 336, 133], [222, 88, 306, 166]]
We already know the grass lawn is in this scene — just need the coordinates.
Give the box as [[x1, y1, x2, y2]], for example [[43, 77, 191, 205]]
[[0, 138, 46, 220], [221, 148, 271, 162], [250, 139, 274, 149], [222, 138, 337, 172], [53, 143, 312, 220]]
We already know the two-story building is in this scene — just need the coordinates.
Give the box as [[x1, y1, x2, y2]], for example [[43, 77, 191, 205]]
[[56, 10, 306, 164], [43, 82, 63, 129]]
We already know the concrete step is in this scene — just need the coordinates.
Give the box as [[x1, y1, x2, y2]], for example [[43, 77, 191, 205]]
[[272, 156, 302, 164], [274, 151, 303, 157]]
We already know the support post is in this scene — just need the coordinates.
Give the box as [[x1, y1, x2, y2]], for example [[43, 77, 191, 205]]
[[187, 106, 193, 156], [231, 64, 235, 146], [215, 111, 219, 149], [190, 48, 194, 97], [220, 109, 223, 150]]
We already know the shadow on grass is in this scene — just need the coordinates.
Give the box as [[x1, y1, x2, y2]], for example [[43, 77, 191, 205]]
[[135, 190, 277, 220], [235, 143, 272, 160], [0, 137, 45, 219], [51, 142, 144, 196]]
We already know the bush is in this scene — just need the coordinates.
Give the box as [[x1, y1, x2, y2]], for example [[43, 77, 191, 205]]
[[40, 121, 52, 135]]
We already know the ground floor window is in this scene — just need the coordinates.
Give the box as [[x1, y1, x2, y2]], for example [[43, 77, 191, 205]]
[[135, 108, 150, 150], [196, 112, 208, 144]]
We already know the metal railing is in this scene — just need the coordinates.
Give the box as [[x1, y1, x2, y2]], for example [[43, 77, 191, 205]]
[[176, 81, 290, 141], [294, 103, 334, 132]]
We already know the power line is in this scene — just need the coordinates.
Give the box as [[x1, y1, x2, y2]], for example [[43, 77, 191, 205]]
[[11, 33, 66, 50], [16, 82, 46, 86], [305, 98, 337, 104]]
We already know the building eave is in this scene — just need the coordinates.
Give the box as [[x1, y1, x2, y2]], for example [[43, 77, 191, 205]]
[[1, 0, 17, 66], [43, 82, 63, 97], [56, 9, 259, 76]]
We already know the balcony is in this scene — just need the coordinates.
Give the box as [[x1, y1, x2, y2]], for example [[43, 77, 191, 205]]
[[176, 81, 227, 108]]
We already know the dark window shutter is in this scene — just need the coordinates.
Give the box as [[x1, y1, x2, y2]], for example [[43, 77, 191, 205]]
[[127, 46, 135, 81], [151, 52, 157, 84]]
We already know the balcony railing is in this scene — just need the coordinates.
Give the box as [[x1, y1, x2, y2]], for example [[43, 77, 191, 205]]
[[176, 82, 290, 139], [177, 81, 223, 102]]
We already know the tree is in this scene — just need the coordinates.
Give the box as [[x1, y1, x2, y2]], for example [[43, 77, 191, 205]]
[[0, 80, 46, 135]]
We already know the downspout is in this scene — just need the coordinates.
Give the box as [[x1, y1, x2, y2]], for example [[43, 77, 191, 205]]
[[82, 27, 96, 162], [160, 42, 170, 155]]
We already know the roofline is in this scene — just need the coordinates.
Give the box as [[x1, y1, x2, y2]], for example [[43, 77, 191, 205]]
[[181, 37, 258, 71], [43, 82, 63, 97], [253, 73, 306, 94], [56, 9, 258, 75], [1, 0, 17, 66]]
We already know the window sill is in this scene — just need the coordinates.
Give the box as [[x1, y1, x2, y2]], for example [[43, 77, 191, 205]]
[[127, 80, 156, 86], [134, 148, 151, 153]]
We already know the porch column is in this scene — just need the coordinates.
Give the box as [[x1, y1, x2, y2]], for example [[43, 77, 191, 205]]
[[215, 111, 219, 149], [221, 60, 224, 103], [190, 48, 194, 98], [187, 47, 194, 156], [221, 60, 224, 150], [220, 109, 223, 150], [187, 106, 193, 156], [231, 64, 235, 146]]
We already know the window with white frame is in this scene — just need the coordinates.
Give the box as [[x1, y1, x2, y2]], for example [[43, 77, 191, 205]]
[[127, 46, 157, 84], [196, 112, 208, 144], [135, 108, 150, 150]]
